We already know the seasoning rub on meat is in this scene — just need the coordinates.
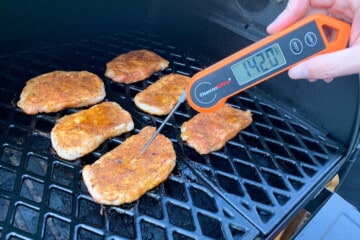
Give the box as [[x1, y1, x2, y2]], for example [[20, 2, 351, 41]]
[[17, 70, 105, 115], [181, 104, 252, 154], [51, 102, 134, 161], [105, 49, 169, 84], [82, 126, 176, 205], [134, 73, 191, 115]]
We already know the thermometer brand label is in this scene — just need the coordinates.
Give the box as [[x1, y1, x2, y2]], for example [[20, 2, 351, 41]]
[[198, 78, 231, 98]]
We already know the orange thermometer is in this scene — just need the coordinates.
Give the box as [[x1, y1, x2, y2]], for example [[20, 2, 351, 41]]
[[186, 14, 351, 113]]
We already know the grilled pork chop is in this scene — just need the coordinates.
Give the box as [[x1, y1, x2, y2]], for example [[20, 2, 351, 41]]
[[17, 71, 105, 115], [181, 104, 252, 154], [82, 126, 176, 205], [51, 102, 134, 161], [105, 49, 169, 84], [134, 73, 191, 115]]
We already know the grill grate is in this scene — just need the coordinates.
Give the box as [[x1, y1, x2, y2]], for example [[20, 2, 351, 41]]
[[0, 31, 345, 239]]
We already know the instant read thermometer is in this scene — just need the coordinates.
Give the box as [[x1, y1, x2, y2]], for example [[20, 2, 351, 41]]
[[186, 14, 351, 113], [140, 14, 350, 154]]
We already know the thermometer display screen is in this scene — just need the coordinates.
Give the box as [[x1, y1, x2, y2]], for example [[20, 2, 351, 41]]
[[231, 43, 286, 85]]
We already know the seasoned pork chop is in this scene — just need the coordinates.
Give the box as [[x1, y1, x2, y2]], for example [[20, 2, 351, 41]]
[[82, 126, 176, 205], [17, 70, 105, 115], [134, 73, 191, 115], [51, 102, 134, 161], [105, 49, 169, 84], [181, 104, 252, 154]]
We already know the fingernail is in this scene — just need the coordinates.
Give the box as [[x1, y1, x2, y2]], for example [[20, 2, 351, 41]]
[[266, 23, 274, 33], [289, 65, 308, 79], [323, 78, 333, 83]]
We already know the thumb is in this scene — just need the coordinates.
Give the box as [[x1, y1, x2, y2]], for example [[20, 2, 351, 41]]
[[288, 47, 360, 80]]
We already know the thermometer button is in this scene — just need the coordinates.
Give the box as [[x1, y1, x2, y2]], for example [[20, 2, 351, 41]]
[[289, 38, 303, 55], [304, 32, 317, 47]]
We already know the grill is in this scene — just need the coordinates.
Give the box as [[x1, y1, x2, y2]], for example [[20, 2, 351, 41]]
[[0, 30, 348, 239]]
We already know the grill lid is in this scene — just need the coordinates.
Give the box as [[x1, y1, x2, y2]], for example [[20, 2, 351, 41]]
[[0, 31, 345, 239]]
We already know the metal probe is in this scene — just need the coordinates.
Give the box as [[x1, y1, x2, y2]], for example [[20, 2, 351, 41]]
[[139, 91, 186, 155]]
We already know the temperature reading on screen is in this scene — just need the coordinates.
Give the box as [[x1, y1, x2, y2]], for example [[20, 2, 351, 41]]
[[231, 43, 286, 85]]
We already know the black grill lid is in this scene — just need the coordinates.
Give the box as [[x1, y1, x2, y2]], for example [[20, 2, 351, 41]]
[[0, 31, 345, 239]]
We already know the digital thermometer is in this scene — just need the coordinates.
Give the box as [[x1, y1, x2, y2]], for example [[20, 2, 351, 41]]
[[186, 14, 351, 113]]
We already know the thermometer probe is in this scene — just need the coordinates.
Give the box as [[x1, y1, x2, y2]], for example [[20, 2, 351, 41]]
[[186, 14, 351, 113]]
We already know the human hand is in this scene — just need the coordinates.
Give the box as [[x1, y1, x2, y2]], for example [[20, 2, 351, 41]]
[[266, 0, 360, 82]]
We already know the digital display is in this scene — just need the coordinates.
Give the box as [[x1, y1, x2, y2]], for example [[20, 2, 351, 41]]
[[231, 43, 286, 85]]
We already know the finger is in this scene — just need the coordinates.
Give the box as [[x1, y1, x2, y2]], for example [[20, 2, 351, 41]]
[[323, 78, 334, 83], [311, 0, 354, 23], [288, 47, 360, 80], [350, 10, 360, 46], [267, 0, 310, 34], [306, 78, 334, 83], [308, 0, 334, 8]]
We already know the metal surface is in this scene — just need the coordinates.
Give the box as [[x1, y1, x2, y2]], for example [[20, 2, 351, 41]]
[[0, 31, 346, 239]]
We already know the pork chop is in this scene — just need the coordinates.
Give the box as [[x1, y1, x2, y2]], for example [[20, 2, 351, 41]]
[[181, 104, 252, 154], [134, 73, 191, 115], [105, 49, 169, 84], [17, 70, 105, 115], [51, 101, 134, 161], [82, 126, 176, 205]]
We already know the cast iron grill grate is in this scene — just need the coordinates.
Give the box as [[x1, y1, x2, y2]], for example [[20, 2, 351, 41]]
[[0, 31, 345, 239]]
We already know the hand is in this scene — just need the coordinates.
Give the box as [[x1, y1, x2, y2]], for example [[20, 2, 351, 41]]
[[266, 0, 360, 82]]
